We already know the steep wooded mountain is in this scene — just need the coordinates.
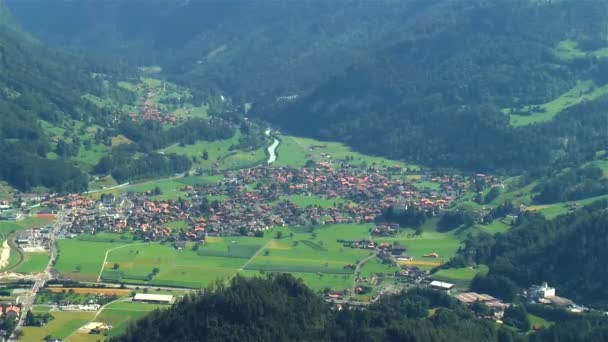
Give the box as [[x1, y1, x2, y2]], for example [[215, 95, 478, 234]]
[[449, 200, 608, 307], [8, 0, 608, 174], [115, 274, 608, 342], [0, 3, 105, 192], [264, 0, 608, 172], [5, 0, 441, 101]]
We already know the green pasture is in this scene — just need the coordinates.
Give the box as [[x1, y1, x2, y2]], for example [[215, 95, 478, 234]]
[[93, 301, 171, 339], [359, 258, 399, 278], [13, 252, 50, 273], [509, 80, 608, 126], [239, 270, 353, 292], [104, 242, 258, 288], [21, 311, 96, 341], [275, 135, 415, 170], [55, 239, 131, 281], [245, 224, 373, 275], [432, 265, 489, 288], [553, 39, 608, 61]]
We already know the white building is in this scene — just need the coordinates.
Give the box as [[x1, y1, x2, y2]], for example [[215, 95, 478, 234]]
[[429, 280, 455, 292], [529, 282, 556, 299], [133, 293, 175, 304]]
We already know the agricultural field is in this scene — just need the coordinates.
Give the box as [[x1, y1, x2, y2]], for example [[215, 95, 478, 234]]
[[13, 252, 50, 273], [103, 238, 268, 288], [55, 239, 134, 281], [21, 311, 96, 341], [274, 135, 417, 170], [244, 224, 373, 277], [90, 301, 172, 339], [508, 80, 608, 126], [432, 265, 489, 288]]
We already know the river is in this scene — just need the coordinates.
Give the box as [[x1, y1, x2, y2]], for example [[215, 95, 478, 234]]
[[265, 129, 280, 164]]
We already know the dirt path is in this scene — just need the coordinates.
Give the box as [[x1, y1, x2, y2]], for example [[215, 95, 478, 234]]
[[97, 243, 150, 281], [0, 240, 11, 269]]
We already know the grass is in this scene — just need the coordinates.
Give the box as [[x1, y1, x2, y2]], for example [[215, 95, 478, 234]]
[[553, 39, 608, 61], [0, 216, 55, 238], [432, 265, 489, 288], [508, 80, 608, 126], [275, 135, 417, 170], [245, 224, 373, 276], [164, 220, 189, 230], [91, 301, 171, 339], [161, 130, 267, 171], [528, 314, 554, 330], [271, 194, 346, 208], [13, 252, 50, 273], [376, 220, 461, 269], [21, 311, 96, 341], [532, 194, 608, 219], [55, 239, 131, 281], [239, 269, 354, 292], [104, 241, 263, 288]]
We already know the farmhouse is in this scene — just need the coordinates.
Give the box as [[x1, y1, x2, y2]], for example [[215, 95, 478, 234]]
[[133, 293, 175, 304]]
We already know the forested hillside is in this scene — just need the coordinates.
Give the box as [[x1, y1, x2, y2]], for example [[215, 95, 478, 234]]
[[450, 200, 608, 307], [264, 0, 608, 173], [6, 0, 454, 103], [115, 274, 608, 342], [0, 3, 103, 192], [8, 0, 608, 174]]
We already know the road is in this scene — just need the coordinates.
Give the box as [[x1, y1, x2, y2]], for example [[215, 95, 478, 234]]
[[12, 211, 66, 336]]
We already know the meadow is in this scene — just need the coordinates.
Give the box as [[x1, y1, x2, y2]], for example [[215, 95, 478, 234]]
[[432, 265, 489, 288], [274, 135, 416, 170], [21, 311, 96, 341], [508, 80, 608, 126], [89, 301, 171, 339], [55, 239, 133, 281], [244, 224, 373, 276], [13, 252, 50, 273]]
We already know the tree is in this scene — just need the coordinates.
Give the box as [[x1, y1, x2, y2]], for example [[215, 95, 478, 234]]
[[113, 263, 120, 270], [202, 150, 209, 160], [275, 231, 283, 239]]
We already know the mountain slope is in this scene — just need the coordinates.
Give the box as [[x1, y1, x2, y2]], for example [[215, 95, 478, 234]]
[[451, 200, 608, 307], [0, 3, 104, 192], [261, 0, 608, 172]]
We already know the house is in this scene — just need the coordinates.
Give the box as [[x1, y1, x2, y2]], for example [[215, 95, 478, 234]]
[[133, 293, 175, 304], [4, 305, 20, 320]]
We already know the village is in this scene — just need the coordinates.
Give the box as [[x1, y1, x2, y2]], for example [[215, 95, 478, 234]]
[[28, 164, 504, 244]]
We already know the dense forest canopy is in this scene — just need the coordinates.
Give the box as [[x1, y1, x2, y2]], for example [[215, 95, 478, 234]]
[[115, 274, 608, 342]]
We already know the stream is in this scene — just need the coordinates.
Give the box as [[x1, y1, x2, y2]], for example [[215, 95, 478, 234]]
[[265, 129, 280, 164]]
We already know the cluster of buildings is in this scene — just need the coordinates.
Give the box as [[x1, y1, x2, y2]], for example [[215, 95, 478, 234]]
[[54, 164, 487, 242], [0, 305, 20, 321]]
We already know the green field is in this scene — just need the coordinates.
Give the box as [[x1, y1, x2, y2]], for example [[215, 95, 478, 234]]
[[432, 265, 489, 288], [162, 130, 268, 171], [553, 39, 608, 61], [271, 194, 347, 208], [275, 135, 416, 170], [239, 269, 354, 292], [120, 175, 221, 201], [508, 80, 608, 126], [21, 311, 96, 341], [90, 301, 171, 339], [244, 224, 373, 276], [13, 252, 50, 273], [55, 239, 132, 281], [104, 240, 265, 288], [0, 216, 55, 238]]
